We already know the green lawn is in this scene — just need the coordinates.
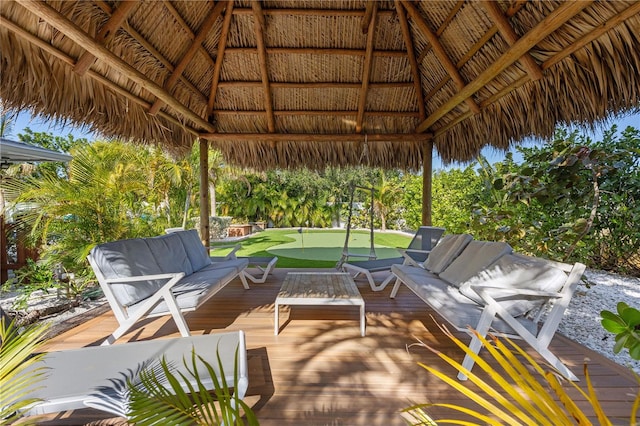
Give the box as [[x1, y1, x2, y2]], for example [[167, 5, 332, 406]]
[[210, 229, 414, 268]]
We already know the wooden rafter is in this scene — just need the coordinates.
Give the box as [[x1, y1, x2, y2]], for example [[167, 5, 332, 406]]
[[401, 0, 480, 115], [73, 0, 138, 75], [217, 81, 413, 89], [0, 13, 200, 136], [395, 0, 426, 120], [199, 133, 433, 142], [232, 8, 395, 17], [149, 1, 227, 116], [481, 1, 543, 81], [208, 1, 234, 117], [212, 110, 420, 117], [416, 0, 592, 133], [224, 47, 407, 57], [14, 0, 215, 132], [92, 0, 208, 105], [362, 2, 375, 34], [416, 0, 463, 63], [252, 1, 276, 133], [356, 2, 378, 133], [162, 0, 215, 69]]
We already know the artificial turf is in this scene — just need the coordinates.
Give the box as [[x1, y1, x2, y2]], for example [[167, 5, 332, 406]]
[[210, 228, 414, 268]]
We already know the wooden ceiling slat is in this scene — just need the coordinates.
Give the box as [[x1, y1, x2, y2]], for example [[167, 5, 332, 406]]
[[395, 0, 426, 121], [481, 1, 543, 81], [14, 0, 215, 132], [200, 133, 433, 142], [73, 0, 138, 76], [252, 1, 275, 133], [208, 1, 234, 117], [416, 0, 593, 133], [356, 3, 378, 134], [149, 1, 227, 115], [402, 0, 480, 115]]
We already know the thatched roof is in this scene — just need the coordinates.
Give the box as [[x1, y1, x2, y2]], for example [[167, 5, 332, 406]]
[[1, 1, 639, 171]]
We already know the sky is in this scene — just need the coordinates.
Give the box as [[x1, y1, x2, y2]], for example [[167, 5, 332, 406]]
[[5, 108, 640, 169]]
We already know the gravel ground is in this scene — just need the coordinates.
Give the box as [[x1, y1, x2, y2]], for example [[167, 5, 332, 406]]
[[2, 268, 639, 374]]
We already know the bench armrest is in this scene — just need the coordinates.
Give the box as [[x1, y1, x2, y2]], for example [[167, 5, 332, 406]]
[[469, 285, 563, 300], [210, 244, 241, 260], [104, 272, 186, 284], [398, 249, 432, 268]]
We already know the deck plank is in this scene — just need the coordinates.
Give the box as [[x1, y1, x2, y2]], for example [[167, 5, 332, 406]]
[[24, 268, 639, 425]]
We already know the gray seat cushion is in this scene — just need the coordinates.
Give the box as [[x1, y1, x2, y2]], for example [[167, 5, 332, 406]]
[[458, 254, 568, 316], [174, 229, 212, 272], [392, 264, 536, 335], [423, 234, 473, 273], [439, 240, 512, 287], [90, 239, 164, 307]]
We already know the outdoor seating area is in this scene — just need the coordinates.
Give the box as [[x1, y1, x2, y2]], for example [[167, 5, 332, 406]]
[[24, 267, 637, 425]]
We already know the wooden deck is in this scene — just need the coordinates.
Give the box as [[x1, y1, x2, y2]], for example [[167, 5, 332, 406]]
[[27, 268, 638, 425]]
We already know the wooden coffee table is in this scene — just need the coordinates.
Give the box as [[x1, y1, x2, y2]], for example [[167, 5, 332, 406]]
[[274, 272, 366, 336]]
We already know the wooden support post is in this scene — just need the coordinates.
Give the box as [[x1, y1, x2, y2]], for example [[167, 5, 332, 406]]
[[199, 139, 210, 248], [422, 139, 433, 226]]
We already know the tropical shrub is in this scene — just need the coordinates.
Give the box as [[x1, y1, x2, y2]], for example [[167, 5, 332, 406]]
[[601, 303, 640, 360]]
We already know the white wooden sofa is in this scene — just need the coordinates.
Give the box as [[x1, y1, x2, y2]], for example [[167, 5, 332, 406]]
[[390, 234, 586, 381], [88, 229, 249, 345], [21, 331, 248, 419]]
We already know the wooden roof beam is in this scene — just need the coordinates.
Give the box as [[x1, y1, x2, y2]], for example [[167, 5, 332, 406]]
[[252, 1, 276, 133], [0, 14, 200, 137], [15, 0, 215, 132], [401, 0, 480, 115], [416, 0, 592, 133], [199, 133, 433, 142], [92, 0, 208, 105], [162, 0, 216, 69], [225, 47, 408, 57], [481, 1, 543, 81], [416, 0, 463, 63], [395, 0, 426, 121], [149, 1, 227, 115], [217, 81, 414, 89], [73, 0, 138, 75], [212, 110, 420, 117], [356, 2, 378, 133], [232, 8, 395, 17], [362, 2, 375, 34], [208, 1, 234, 117]]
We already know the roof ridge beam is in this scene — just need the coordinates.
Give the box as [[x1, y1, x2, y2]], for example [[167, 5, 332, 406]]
[[73, 0, 138, 75], [199, 133, 433, 142], [15, 0, 215, 132], [208, 1, 234, 117], [401, 0, 480, 115], [252, 1, 276, 133], [149, 1, 227, 115], [395, 0, 426, 121], [416, 0, 592, 133], [356, 2, 378, 133], [481, 1, 543, 81]]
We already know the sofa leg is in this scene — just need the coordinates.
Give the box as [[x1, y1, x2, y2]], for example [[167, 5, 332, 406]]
[[239, 272, 250, 289], [389, 278, 402, 298]]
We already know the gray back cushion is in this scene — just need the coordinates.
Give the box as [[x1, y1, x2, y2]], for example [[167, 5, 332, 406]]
[[175, 229, 211, 272], [145, 233, 193, 275], [424, 234, 473, 274], [458, 254, 568, 316], [439, 240, 512, 287], [90, 239, 164, 306]]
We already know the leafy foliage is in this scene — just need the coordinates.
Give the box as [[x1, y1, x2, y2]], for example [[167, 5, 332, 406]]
[[601, 302, 640, 360], [404, 324, 640, 425], [126, 347, 258, 426], [0, 317, 50, 424]]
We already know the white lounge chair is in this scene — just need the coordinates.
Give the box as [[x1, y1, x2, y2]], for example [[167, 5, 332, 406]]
[[341, 226, 445, 291], [20, 331, 248, 419]]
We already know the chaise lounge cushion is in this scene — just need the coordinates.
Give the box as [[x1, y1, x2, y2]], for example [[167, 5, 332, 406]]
[[90, 239, 165, 307], [439, 240, 512, 287], [458, 254, 568, 316], [423, 234, 473, 273]]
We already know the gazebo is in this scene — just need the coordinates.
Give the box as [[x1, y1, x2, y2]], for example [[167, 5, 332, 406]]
[[1, 0, 639, 240]]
